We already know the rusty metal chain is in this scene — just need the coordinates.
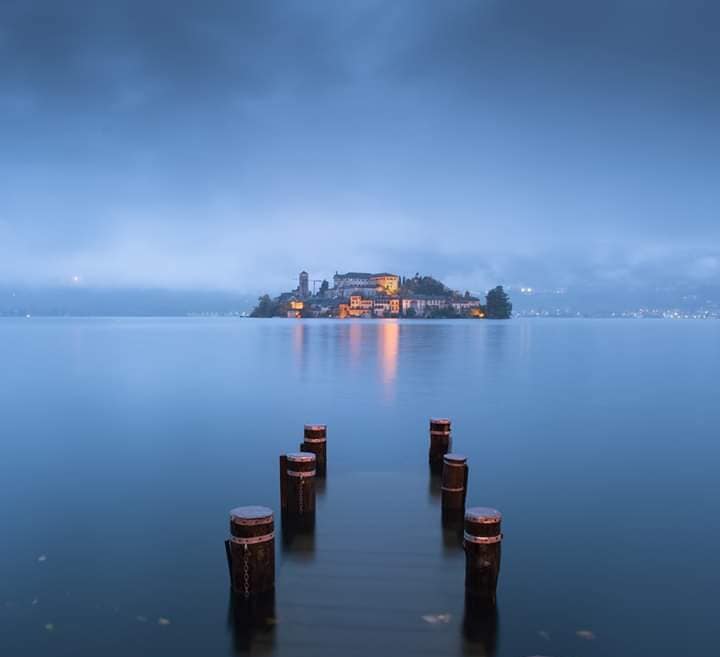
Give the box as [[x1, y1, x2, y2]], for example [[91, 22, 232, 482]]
[[298, 478, 304, 514], [242, 544, 250, 598]]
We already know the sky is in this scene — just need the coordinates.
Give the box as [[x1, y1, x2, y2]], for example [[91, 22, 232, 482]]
[[1, 0, 718, 295]]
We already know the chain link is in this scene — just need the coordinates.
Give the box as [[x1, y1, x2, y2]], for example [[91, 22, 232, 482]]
[[242, 544, 250, 599], [298, 478, 304, 514]]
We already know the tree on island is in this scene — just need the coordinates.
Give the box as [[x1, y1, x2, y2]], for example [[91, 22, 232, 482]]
[[485, 286, 512, 319], [400, 274, 452, 297], [250, 294, 281, 318]]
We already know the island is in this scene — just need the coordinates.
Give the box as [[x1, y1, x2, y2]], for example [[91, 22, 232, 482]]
[[251, 271, 512, 319]]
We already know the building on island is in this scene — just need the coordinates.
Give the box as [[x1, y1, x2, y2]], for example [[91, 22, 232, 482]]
[[332, 272, 400, 298], [372, 273, 400, 294], [298, 271, 310, 298], [288, 299, 304, 318], [275, 270, 485, 319]]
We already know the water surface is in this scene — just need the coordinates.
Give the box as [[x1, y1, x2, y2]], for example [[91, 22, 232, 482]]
[[1, 318, 718, 657]]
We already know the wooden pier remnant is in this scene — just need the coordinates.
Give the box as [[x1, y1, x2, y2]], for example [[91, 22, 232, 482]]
[[279, 455, 289, 512], [300, 424, 327, 477], [226, 506, 275, 599], [441, 453, 468, 511], [429, 417, 452, 471], [464, 507, 502, 607], [285, 452, 317, 518]]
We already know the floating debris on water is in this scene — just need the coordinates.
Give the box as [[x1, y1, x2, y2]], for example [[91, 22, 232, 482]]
[[157, 617, 171, 626], [44, 623, 54, 632], [31, 598, 39, 606], [576, 629, 596, 640], [538, 630, 550, 640], [422, 613, 452, 625], [135, 616, 148, 623], [37, 555, 47, 563]]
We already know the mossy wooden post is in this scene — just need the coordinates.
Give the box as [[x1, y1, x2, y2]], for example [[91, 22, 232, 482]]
[[226, 506, 275, 599], [300, 424, 327, 477], [285, 452, 316, 518], [442, 453, 468, 511], [429, 418, 452, 471], [464, 507, 502, 607]]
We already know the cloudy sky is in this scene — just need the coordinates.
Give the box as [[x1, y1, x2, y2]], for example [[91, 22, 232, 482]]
[[1, 0, 718, 294]]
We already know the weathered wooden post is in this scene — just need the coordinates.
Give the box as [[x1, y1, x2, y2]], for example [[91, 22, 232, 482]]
[[429, 417, 452, 471], [285, 452, 316, 518], [441, 453, 468, 511], [279, 455, 289, 512], [464, 507, 502, 607], [300, 424, 327, 477], [225, 506, 275, 599]]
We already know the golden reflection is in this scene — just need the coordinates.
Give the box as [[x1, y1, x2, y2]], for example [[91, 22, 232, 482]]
[[348, 321, 362, 366], [378, 320, 399, 396], [292, 321, 305, 369]]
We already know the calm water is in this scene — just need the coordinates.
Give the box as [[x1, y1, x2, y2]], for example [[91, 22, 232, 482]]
[[1, 318, 718, 657]]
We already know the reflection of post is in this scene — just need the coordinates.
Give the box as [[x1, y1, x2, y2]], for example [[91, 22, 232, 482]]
[[378, 320, 399, 398], [292, 321, 305, 370], [348, 322, 362, 367], [462, 598, 498, 657], [227, 589, 276, 656]]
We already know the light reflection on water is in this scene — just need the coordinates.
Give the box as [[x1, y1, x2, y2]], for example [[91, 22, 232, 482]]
[[0, 317, 718, 657]]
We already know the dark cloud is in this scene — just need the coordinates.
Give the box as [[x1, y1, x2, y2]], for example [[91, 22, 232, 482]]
[[0, 0, 356, 107], [0, 1, 718, 292], [386, 1, 720, 104]]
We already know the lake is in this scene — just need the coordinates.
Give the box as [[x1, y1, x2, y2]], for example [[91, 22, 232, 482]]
[[1, 317, 718, 657]]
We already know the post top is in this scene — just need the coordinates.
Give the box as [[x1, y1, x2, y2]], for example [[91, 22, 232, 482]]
[[230, 505, 274, 523], [430, 417, 451, 424], [304, 424, 327, 431], [465, 507, 502, 523], [444, 453, 467, 463], [287, 452, 316, 463]]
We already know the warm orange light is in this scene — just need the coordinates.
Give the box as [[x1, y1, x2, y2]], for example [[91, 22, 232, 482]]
[[379, 320, 399, 396]]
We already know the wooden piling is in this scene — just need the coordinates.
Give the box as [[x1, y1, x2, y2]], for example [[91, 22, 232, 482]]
[[441, 453, 468, 511], [429, 417, 452, 471], [430, 418, 452, 433], [226, 506, 275, 598], [285, 452, 316, 517], [279, 455, 289, 512], [300, 424, 327, 477], [464, 507, 502, 607]]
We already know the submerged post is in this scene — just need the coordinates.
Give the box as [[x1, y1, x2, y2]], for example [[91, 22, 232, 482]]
[[285, 452, 316, 519], [226, 506, 275, 599], [442, 453, 468, 511], [300, 424, 327, 477], [429, 418, 452, 471], [464, 507, 502, 607]]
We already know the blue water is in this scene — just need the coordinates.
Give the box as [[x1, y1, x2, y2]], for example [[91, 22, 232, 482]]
[[1, 318, 718, 657]]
